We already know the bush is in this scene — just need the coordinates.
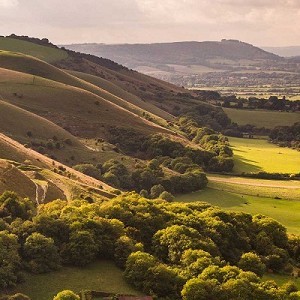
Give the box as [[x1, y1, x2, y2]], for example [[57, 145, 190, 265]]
[[238, 252, 266, 277], [73, 164, 101, 180], [53, 290, 80, 300]]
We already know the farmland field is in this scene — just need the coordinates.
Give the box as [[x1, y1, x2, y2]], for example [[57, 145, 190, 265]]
[[9, 260, 141, 300], [229, 137, 300, 173], [224, 108, 300, 128], [175, 184, 300, 234]]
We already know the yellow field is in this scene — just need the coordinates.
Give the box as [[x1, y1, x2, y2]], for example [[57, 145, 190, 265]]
[[229, 137, 300, 173]]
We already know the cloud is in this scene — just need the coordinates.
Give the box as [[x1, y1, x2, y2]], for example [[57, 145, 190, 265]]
[[0, 0, 299, 46], [0, 0, 18, 7]]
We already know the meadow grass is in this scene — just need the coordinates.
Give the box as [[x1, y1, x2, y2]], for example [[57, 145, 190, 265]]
[[263, 274, 300, 289], [0, 37, 68, 63], [224, 108, 300, 128], [229, 137, 300, 173], [9, 260, 141, 300], [207, 176, 300, 201], [175, 186, 300, 235]]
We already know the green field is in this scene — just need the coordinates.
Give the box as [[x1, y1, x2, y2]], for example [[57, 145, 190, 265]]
[[229, 137, 300, 173], [263, 274, 300, 289], [9, 260, 140, 300], [0, 37, 68, 63], [224, 108, 300, 128], [176, 184, 300, 234]]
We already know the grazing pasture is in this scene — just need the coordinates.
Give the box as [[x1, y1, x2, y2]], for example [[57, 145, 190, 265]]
[[224, 108, 300, 128], [10, 260, 141, 300], [176, 177, 300, 234], [229, 137, 300, 174]]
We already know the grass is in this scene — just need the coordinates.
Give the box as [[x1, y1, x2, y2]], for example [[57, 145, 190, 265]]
[[0, 66, 163, 136], [68, 70, 174, 122], [9, 260, 141, 300], [263, 274, 300, 289], [224, 108, 300, 128], [0, 51, 170, 128], [176, 185, 300, 235], [229, 137, 300, 173], [207, 175, 300, 200], [0, 37, 68, 63]]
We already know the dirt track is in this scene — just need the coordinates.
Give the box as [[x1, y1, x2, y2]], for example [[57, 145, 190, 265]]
[[208, 175, 300, 189]]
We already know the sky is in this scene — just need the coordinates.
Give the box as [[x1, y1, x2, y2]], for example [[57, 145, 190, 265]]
[[0, 0, 299, 46]]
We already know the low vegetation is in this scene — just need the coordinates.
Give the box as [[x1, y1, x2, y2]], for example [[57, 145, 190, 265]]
[[1, 191, 300, 300]]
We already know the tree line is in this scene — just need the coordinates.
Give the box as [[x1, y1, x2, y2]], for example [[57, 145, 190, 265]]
[[1, 191, 300, 299]]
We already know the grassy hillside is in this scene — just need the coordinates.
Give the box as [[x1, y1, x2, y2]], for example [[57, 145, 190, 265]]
[[0, 50, 173, 127], [176, 178, 300, 234], [0, 67, 167, 139], [0, 100, 81, 145], [229, 137, 300, 173], [68, 70, 174, 121], [0, 160, 36, 200], [224, 108, 300, 128], [9, 260, 141, 300], [0, 37, 68, 63], [0, 133, 115, 200]]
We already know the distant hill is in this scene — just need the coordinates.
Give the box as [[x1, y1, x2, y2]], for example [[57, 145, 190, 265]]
[[63, 40, 280, 68], [61, 40, 284, 85], [262, 46, 300, 57]]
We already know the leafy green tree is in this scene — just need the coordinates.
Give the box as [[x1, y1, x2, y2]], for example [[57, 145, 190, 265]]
[[238, 252, 266, 277], [182, 278, 222, 300], [114, 236, 143, 268], [153, 225, 212, 264], [73, 164, 101, 180], [124, 251, 157, 290], [53, 290, 80, 300], [23, 232, 60, 273], [180, 249, 222, 278], [150, 184, 165, 198], [62, 230, 98, 266], [159, 191, 174, 202], [0, 231, 21, 288], [0, 191, 34, 221]]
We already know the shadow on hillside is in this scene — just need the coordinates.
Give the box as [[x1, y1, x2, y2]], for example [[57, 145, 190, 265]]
[[233, 153, 263, 173]]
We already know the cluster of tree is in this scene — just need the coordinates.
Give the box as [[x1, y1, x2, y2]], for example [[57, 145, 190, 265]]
[[194, 89, 300, 112], [269, 123, 300, 150], [0, 191, 300, 299], [219, 95, 300, 112], [179, 104, 232, 132], [178, 117, 234, 172], [73, 158, 208, 197]]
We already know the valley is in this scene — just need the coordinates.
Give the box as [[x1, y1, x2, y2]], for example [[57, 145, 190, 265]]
[[0, 35, 299, 300]]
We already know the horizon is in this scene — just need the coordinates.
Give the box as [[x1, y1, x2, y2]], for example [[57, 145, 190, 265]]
[[1, 0, 300, 47]]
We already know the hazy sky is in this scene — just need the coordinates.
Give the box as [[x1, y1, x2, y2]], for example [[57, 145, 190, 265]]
[[0, 0, 299, 46]]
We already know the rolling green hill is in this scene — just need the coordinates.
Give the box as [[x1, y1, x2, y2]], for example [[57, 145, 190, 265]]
[[0, 36, 68, 63]]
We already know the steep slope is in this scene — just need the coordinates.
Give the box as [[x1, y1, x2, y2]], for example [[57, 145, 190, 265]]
[[0, 133, 115, 201], [0, 67, 168, 140], [0, 50, 171, 125], [0, 160, 36, 200], [67, 70, 174, 121]]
